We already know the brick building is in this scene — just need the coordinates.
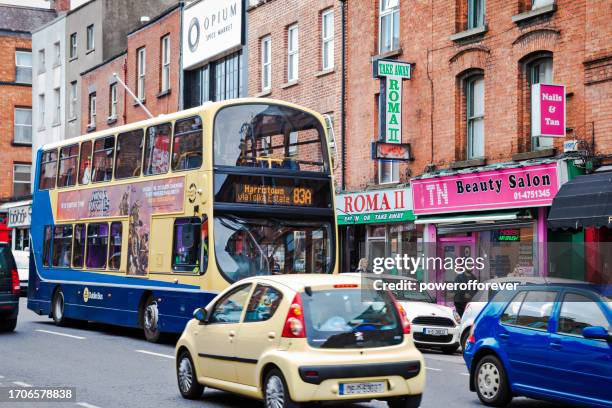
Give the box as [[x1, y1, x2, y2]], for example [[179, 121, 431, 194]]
[[338, 0, 611, 277], [246, 0, 344, 185]]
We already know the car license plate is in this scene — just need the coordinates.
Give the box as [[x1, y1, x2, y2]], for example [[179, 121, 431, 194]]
[[424, 328, 448, 336], [339, 381, 386, 395]]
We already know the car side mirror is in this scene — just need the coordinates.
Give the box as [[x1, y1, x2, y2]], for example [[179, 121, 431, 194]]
[[582, 326, 611, 341], [193, 307, 208, 324]]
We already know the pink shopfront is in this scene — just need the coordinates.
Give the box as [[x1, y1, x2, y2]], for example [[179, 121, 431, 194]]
[[411, 160, 565, 304]]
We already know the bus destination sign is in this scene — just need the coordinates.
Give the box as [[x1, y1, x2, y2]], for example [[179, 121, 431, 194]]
[[235, 184, 314, 206]]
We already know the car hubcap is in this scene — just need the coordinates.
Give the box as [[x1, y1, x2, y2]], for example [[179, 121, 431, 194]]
[[178, 357, 193, 393], [144, 301, 158, 331], [266, 375, 285, 408], [477, 362, 500, 400], [55, 293, 64, 320]]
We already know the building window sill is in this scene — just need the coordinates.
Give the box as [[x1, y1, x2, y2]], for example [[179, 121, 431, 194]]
[[107, 116, 117, 125], [450, 25, 488, 42], [132, 98, 146, 106], [255, 89, 271, 97], [315, 68, 335, 78], [512, 4, 556, 24], [512, 148, 556, 161], [52, 121, 61, 128], [280, 80, 299, 89], [371, 48, 403, 62], [53, 63, 61, 69], [37, 126, 46, 131], [12, 141, 32, 147], [68, 117, 77, 123], [69, 56, 77, 62], [450, 158, 487, 169], [86, 48, 95, 55], [37, 70, 46, 75], [157, 89, 171, 98], [87, 124, 96, 132]]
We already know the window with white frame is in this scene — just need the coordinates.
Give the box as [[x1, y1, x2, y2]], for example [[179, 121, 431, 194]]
[[88, 92, 96, 127], [38, 49, 45, 73], [13, 164, 31, 198], [379, 160, 399, 184], [69, 33, 77, 59], [38, 94, 45, 127], [14, 108, 32, 144], [467, 0, 485, 29], [287, 24, 299, 82], [261, 36, 271, 91], [86, 24, 94, 51], [466, 75, 485, 159], [137, 47, 146, 100], [321, 9, 334, 70], [69, 81, 77, 119], [109, 83, 117, 118], [53, 88, 61, 125], [53, 42, 60, 66], [530, 57, 553, 150], [532, 0, 554, 9], [379, 0, 399, 53], [15, 51, 32, 84], [161, 35, 170, 92]]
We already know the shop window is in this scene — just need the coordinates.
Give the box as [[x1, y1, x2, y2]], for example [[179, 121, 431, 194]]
[[42, 225, 52, 267], [172, 116, 202, 171], [108, 222, 122, 270], [72, 223, 85, 268], [115, 129, 143, 179], [13, 164, 31, 198], [467, 0, 485, 29], [39, 149, 58, 190], [514, 290, 557, 330], [79, 140, 93, 185], [287, 24, 299, 82], [14, 228, 30, 251], [52, 225, 73, 267], [378, 160, 399, 184], [321, 9, 334, 70], [86, 223, 108, 269], [57, 144, 79, 188], [466, 75, 485, 159], [244, 284, 283, 322], [172, 217, 202, 273], [214, 52, 241, 101], [92, 136, 114, 183], [379, 0, 399, 53], [143, 123, 171, 175], [529, 56, 553, 150]]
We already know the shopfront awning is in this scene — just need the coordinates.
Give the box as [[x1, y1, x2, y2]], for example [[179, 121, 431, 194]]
[[414, 211, 520, 224], [548, 171, 612, 230]]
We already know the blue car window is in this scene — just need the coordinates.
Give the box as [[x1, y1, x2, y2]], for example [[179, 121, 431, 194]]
[[500, 291, 527, 325], [514, 290, 557, 330], [558, 293, 610, 336]]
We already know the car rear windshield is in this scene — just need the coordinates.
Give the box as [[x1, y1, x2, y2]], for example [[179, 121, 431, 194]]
[[302, 289, 403, 349], [0, 246, 17, 292]]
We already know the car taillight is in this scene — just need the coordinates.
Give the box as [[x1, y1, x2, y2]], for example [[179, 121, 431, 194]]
[[394, 301, 411, 334], [11, 268, 20, 295], [467, 325, 476, 345], [282, 293, 306, 338]]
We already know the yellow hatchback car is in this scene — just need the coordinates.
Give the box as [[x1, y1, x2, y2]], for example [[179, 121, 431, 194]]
[[175, 274, 425, 408]]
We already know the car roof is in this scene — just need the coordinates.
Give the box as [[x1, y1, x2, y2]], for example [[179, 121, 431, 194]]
[[483, 276, 583, 284], [240, 273, 362, 292], [342, 272, 418, 281]]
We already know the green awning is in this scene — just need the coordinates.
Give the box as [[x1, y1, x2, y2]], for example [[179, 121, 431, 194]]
[[337, 209, 415, 225]]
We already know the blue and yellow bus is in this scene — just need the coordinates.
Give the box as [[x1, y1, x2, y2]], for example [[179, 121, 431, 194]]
[[28, 99, 338, 341]]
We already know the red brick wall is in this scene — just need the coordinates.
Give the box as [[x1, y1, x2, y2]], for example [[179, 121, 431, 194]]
[[0, 35, 33, 201], [247, 0, 343, 186], [125, 7, 181, 124], [80, 53, 126, 134], [345, 0, 612, 192]]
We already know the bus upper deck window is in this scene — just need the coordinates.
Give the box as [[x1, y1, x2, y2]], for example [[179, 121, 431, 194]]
[[115, 129, 144, 179], [144, 123, 171, 175], [92, 136, 115, 183], [79, 141, 92, 185], [172, 116, 202, 171], [39, 149, 58, 190], [57, 144, 79, 188]]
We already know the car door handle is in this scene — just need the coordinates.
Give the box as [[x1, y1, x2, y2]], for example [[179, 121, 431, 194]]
[[499, 333, 509, 340], [267, 332, 276, 340], [228, 330, 236, 338], [550, 341, 562, 350]]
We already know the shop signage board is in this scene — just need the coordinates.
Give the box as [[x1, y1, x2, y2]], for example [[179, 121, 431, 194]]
[[336, 188, 414, 225], [372, 59, 412, 144], [411, 163, 560, 215], [8, 204, 31, 228], [531, 84, 566, 138], [182, 0, 243, 70]]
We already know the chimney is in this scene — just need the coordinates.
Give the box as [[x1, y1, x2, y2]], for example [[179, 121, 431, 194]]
[[50, 0, 70, 12]]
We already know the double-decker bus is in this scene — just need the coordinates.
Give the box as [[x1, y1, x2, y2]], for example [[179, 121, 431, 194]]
[[28, 99, 337, 341]]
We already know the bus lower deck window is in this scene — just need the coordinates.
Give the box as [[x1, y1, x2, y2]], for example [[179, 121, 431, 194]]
[[73, 223, 85, 268], [108, 222, 122, 270], [42, 225, 52, 267], [86, 223, 108, 269], [172, 217, 202, 272], [52, 225, 73, 267]]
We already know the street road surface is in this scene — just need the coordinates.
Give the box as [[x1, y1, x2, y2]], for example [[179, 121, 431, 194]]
[[0, 298, 571, 408]]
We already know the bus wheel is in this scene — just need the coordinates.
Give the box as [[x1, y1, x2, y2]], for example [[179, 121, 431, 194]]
[[52, 288, 67, 326], [142, 296, 161, 342]]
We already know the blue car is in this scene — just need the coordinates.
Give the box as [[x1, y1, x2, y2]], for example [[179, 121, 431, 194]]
[[464, 284, 612, 407]]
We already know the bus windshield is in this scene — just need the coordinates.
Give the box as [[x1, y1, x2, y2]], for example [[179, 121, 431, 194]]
[[214, 215, 333, 283], [214, 103, 328, 172]]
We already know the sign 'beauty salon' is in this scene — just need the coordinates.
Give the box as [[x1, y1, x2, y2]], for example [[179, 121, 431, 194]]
[[411, 163, 561, 215]]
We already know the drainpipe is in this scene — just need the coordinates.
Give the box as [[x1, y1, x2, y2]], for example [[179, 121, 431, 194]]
[[178, 1, 185, 110], [340, 0, 347, 191], [122, 58, 128, 123]]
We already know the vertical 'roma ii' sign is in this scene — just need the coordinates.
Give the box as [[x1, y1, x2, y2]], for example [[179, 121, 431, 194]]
[[373, 59, 412, 144]]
